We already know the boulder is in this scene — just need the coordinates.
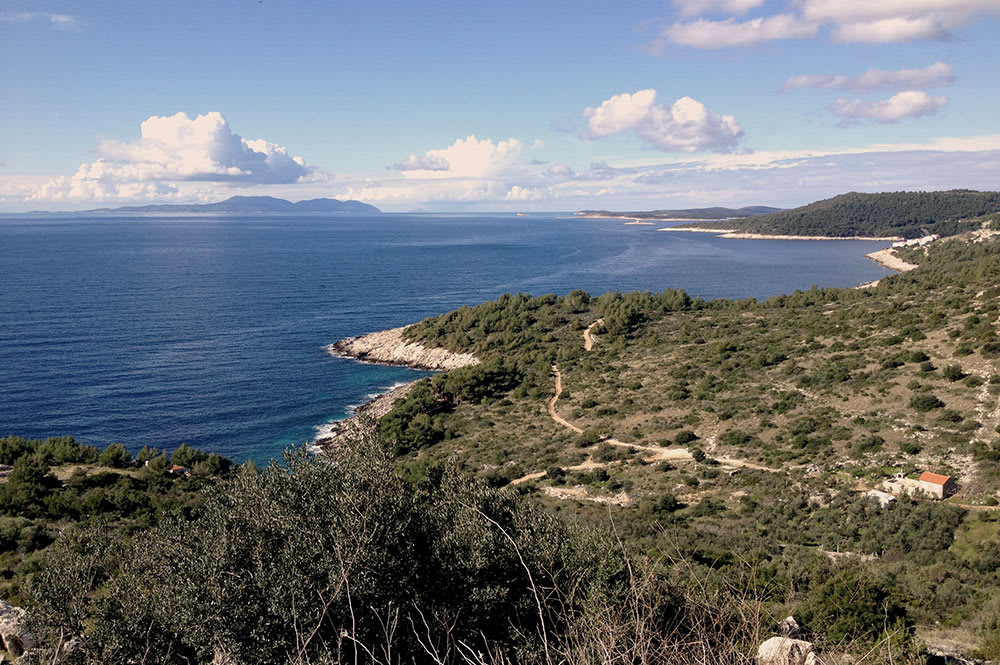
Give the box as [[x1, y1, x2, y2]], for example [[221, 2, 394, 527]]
[[778, 616, 802, 638], [0, 600, 36, 657], [757, 636, 819, 665]]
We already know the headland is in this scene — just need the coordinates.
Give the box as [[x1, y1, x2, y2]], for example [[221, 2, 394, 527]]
[[317, 326, 480, 447]]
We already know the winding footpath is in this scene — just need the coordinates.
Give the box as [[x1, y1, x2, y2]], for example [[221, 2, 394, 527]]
[[546, 366, 583, 434], [582, 318, 603, 352], [522, 316, 782, 494]]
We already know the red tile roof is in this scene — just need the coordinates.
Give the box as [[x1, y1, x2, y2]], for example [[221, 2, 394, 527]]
[[919, 471, 951, 485]]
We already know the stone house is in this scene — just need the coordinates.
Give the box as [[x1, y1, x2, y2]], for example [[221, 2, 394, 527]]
[[918, 471, 955, 499]]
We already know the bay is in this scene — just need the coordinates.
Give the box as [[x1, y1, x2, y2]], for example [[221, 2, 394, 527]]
[[0, 213, 892, 462]]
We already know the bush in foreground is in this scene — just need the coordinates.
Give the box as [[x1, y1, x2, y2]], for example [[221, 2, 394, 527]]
[[29, 439, 710, 665]]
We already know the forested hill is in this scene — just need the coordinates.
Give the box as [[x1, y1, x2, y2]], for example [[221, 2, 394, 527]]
[[685, 190, 1000, 238]]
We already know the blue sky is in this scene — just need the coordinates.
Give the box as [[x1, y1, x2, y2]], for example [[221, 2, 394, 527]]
[[2, 0, 998, 211]]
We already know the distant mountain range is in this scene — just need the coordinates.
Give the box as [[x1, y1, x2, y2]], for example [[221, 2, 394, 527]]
[[79, 196, 381, 215], [576, 206, 782, 220]]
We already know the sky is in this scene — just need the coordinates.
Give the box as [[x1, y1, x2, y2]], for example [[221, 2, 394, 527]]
[[1, 0, 998, 212]]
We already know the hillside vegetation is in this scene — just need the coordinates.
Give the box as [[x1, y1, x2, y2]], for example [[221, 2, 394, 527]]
[[0, 436, 231, 607], [388, 231, 1000, 659], [681, 190, 1000, 238]]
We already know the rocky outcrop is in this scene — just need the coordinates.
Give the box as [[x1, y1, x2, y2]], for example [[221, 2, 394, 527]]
[[327, 326, 479, 371], [757, 636, 819, 665], [778, 616, 802, 638], [0, 601, 35, 657], [313, 381, 420, 448]]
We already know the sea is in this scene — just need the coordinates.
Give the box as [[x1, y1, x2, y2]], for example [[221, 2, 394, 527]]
[[0, 213, 893, 463]]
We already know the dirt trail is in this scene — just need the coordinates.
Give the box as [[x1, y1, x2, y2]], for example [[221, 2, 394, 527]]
[[520, 355, 781, 496], [541, 485, 632, 506], [547, 365, 583, 434], [713, 455, 782, 473], [510, 471, 546, 485], [547, 364, 691, 462], [583, 318, 603, 351], [701, 433, 784, 473], [953, 503, 1000, 511], [510, 457, 625, 486]]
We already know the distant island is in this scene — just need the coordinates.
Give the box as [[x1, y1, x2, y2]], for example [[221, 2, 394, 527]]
[[576, 205, 782, 220], [73, 195, 381, 215]]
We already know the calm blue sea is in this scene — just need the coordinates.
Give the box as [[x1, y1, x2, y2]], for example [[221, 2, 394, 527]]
[[0, 213, 892, 462]]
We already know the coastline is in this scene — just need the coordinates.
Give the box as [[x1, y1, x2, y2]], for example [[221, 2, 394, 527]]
[[327, 325, 479, 371], [574, 214, 725, 223], [315, 326, 480, 450], [313, 380, 421, 449], [657, 227, 903, 241], [864, 247, 919, 273], [316, 236, 921, 449]]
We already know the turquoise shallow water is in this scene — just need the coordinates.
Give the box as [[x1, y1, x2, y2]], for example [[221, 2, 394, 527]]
[[0, 213, 893, 462]]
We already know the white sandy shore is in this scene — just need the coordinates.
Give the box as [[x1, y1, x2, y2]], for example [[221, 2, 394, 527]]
[[658, 227, 903, 241], [865, 248, 919, 272], [574, 214, 723, 223], [657, 227, 733, 234]]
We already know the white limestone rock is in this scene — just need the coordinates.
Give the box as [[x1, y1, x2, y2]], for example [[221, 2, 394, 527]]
[[757, 636, 819, 665]]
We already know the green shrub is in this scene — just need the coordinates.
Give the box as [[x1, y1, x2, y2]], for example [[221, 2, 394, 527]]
[[943, 364, 966, 381], [31, 441, 686, 665], [673, 430, 699, 445], [99, 443, 132, 469], [910, 393, 945, 412], [798, 568, 912, 647]]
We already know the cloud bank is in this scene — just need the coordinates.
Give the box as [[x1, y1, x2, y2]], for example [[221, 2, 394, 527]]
[[328, 135, 1000, 211], [32, 112, 319, 202], [582, 90, 743, 152]]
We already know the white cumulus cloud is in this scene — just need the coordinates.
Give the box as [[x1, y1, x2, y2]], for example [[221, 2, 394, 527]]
[[505, 185, 547, 201], [655, 0, 1000, 49], [394, 136, 527, 180], [831, 90, 948, 124], [782, 62, 955, 93], [659, 14, 817, 49], [582, 90, 743, 152], [31, 112, 319, 202]]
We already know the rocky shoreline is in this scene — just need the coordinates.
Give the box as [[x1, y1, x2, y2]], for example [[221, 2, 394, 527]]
[[315, 326, 480, 450], [327, 325, 479, 371], [313, 380, 421, 448], [865, 248, 919, 272]]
